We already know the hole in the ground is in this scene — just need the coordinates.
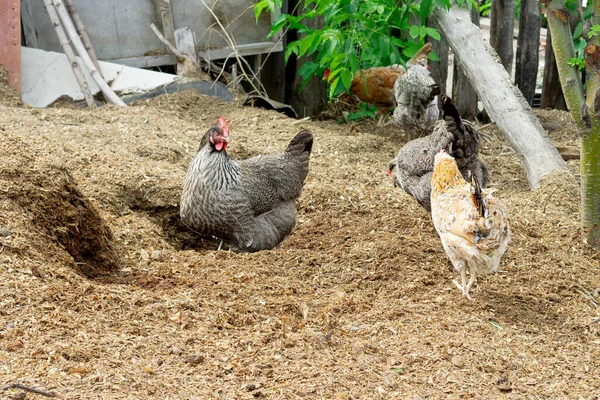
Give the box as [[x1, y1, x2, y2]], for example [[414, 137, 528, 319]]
[[118, 187, 219, 251]]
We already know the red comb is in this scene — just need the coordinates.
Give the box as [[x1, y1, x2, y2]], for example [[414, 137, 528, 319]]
[[218, 116, 229, 128]]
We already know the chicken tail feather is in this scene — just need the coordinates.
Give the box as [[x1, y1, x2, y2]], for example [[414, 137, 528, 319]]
[[286, 130, 313, 156], [470, 171, 487, 218]]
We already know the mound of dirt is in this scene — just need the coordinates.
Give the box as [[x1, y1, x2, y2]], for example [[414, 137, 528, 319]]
[[0, 133, 119, 277]]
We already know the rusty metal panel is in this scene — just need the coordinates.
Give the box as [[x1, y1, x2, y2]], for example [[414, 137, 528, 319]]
[[0, 0, 21, 91]]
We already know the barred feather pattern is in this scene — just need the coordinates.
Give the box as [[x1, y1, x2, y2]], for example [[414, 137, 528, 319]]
[[392, 64, 440, 136], [180, 129, 312, 252], [388, 115, 490, 212]]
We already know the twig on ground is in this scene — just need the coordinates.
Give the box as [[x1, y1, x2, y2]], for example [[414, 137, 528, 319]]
[[3, 383, 58, 398], [43, 0, 94, 106], [574, 285, 599, 308], [52, 0, 125, 106]]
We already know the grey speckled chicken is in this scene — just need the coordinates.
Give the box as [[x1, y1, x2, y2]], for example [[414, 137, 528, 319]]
[[392, 43, 441, 138], [180, 117, 313, 252], [388, 96, 490, 212]]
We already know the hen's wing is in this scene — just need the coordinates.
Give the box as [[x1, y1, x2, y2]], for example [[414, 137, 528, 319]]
[[239, 130, 312, 215], [432, 184, 509, 253], [350, 67, 405, 110]]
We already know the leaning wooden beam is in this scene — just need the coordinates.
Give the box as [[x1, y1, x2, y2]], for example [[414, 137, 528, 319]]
[[63, 0, 102, 77], [432, 4, 570, 189], [43, 0, 95, 106], [52, 0, 126, 106]]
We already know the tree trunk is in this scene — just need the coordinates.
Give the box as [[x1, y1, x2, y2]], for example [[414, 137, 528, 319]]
[[540, 30, 567, 110], [452, 6, 479, 119], [582, 0, 600, 247], [432, 5, 569, 189], [544, 0, 600, 247], [490, 0, 516, 73], [515, 0, 540, 106]]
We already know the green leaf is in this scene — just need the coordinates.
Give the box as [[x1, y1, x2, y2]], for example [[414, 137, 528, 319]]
[[340, 69, 354, 91], [573, 21, 583, 41], [409, 25, 420, 39], [425, 27, 441, 41], [419, 0, 434, 21], [589, 25, 600, 39], [434, 0, 451, 10], [267, 13, 288, 38]]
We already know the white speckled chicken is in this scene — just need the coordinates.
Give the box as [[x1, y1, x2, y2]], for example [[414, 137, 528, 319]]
[[430, 149, 510, 299], [392, 43, 441, 138], [388, 96, 490, 212], [180, 117, 313, 252]]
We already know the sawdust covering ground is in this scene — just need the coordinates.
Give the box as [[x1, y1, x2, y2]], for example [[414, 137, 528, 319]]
[[0, 83, 599, 399]]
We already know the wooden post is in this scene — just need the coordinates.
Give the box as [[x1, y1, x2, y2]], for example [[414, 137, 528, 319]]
[[287, 0, 327, 117], [515, 0, 541, 106], [490, 0, 516, 72], [0, 0, 21, 92], [540, 30, 567, 110], [432, 5, 569, 189], [452, 6, 479, 119], [428, 17, 449, 98]]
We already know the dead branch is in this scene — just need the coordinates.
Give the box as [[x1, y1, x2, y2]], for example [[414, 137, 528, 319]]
[[43, 0, 95, 106], [150, 23, 185, 58], [63, 0, 102, 77], [3, 383, 58, 398], [52, 0, 126, 106]]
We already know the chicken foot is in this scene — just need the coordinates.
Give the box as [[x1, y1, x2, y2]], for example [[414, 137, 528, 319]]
[[452, 268, 476, 300]]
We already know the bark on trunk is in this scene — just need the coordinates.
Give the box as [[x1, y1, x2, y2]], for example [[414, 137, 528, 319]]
[[515, 0, 541, 106], [581, 0, 600, 247], [490, 0, 516, 73], [452, 6, 479, 119], [432, 5, 569, 189]]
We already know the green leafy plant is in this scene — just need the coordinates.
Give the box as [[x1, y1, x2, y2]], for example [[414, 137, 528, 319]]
[[254, 0, 451, 100], [338, 103, 378, 124]]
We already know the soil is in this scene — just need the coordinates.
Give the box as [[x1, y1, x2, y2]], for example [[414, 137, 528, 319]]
[[0, 79, 599, 399]]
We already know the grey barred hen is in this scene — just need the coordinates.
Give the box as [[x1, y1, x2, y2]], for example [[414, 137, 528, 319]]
[[180, 117, 313, 252], [388, 96, 490, 212], [392, 43, 441, 138]]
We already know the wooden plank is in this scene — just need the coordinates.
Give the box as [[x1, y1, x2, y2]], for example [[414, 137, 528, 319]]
[[109, 54, 177, 68], [540, 30, 567, 110], [0, 0, 21, 91], [433, 5, 569, 189], [490, 0, 516, 72], [452, 6, 479, 119], [20, 0, 38, 48], [515, 0, 541, 106], [198, 42, 284, 61], [159, 0, 175, 45]]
